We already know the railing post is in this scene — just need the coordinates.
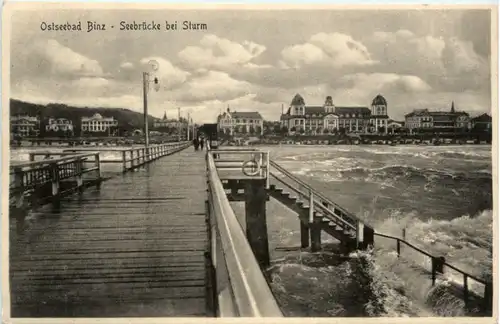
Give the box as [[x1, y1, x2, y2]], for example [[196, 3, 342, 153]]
[[265, 152, 270, 189], [13, 167, 25, 210], [396, 238, 400, 257], [356, 221, 364, 249], [95, 153, 101, 184], [308, 189, 314, 224], [244, 179, 270, 269], [76, 158, 83, 192], [130, 150, 135, 169], [50, 161, 60, 207], [122, 151, 127, 172]]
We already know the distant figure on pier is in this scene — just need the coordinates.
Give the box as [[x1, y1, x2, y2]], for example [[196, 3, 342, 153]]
[[193, 138, 199, 151], [200, 138, 204, 150]]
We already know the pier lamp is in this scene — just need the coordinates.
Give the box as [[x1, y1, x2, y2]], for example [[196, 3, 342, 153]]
[[143, 60, 160, 151]]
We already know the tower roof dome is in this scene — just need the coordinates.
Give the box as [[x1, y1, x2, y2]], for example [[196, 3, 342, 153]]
[[291, 93, 305, 106], [372, 94, 387, 106]]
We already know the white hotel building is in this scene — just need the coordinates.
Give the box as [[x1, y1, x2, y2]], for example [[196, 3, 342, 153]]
[[81, 113, 118, 134]]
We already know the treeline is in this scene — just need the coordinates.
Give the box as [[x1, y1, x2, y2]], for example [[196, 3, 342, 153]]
[[10, 99, 158, 137]]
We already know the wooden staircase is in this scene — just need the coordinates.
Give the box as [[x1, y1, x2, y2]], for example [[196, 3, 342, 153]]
[[268, 183, 358, 251]]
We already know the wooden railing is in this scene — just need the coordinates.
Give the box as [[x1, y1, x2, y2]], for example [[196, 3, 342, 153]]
[[205, 151, 283, 317], [10, 153, 101, 208], [374, 232, 492, 311], [62, 142, 191, 172], [269, 160, 373, 249]]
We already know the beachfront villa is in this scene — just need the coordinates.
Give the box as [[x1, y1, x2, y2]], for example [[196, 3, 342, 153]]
[[45, 118, 74, 133], [81, 113, 118, 134], [10, 115, 40, 137], [217, 108, 264, 135], [279, 94, 390, 134], [469, 113, 492, 131], [404, 102, 470, 133]]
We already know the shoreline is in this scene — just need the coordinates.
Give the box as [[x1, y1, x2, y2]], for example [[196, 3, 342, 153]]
[[9, 142, 493, 150]]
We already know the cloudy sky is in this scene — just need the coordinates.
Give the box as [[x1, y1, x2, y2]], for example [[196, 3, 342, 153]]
[[9, 7, 493, 122]]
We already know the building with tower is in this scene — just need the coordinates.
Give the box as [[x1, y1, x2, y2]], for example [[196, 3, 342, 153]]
[[279, 94, 390, 134], [404, 102, 470, 133], [217, 107, 264, 135]]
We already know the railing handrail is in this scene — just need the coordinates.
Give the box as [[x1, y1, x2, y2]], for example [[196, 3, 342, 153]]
[[270, 171, 356, 230], [62, 141, 189, 153], [10, 153, 95, 170], [207, 152, 283, 317], [374, 232, 490, 285], [270, 160, 363, 223]]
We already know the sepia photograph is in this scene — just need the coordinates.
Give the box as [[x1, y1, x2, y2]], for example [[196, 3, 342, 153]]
[[2, 3, 497, 321]]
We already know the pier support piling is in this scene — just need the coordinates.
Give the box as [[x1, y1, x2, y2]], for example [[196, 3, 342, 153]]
[[300, 221, 309, 248], [362, 226, 375, 250], [310, 217, 322, 252], [244, 179, 270, 269]]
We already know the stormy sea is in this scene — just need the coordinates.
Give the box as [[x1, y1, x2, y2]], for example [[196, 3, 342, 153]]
[[230, 144, 493, 317]]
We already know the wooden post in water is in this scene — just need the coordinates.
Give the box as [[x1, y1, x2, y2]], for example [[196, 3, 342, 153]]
[[362, 226, 375, 249], [310, 216, 322, 252], [244, 179, 270, 269], [431, 256, 445, 286], [300, 221, 309, 248], [463, 274, 469, 310], [483, 282, 493, 313]]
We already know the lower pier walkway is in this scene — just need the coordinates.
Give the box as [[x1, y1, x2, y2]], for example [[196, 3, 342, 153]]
[[10, 149, 210, 317]]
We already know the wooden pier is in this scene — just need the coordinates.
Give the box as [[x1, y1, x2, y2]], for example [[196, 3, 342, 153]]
[[7, 145, 492, 319]]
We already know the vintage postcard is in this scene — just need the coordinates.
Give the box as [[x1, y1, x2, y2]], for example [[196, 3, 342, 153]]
[[2, 3, 498, 323]]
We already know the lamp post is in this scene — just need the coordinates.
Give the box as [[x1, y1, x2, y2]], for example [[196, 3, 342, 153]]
[[177, 107, 181, 142], [143, 60, 160, 152]]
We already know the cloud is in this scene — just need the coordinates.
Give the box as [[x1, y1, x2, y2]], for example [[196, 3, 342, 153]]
[[120, 62, 134, 70], [442, 37, 487, 74], [459, 10, 491, 58], [339, 73, 432, 93], [178, 34, 267, 70], [31, 39, 104, 77], [369, 29, 446, 73], [280, 32, 376, 69], [171, 70, 253, 103], [366, 29, 490, 94]]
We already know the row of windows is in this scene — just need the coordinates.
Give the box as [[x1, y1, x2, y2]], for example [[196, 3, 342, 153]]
[[220, 119, 262, 124], [47, 120, 72, 124], [82, 121, 117, 125], [82, 126, 113, 131]]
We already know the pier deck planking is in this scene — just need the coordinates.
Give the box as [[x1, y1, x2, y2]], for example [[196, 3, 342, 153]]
[[9, 149, 209, 317]]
